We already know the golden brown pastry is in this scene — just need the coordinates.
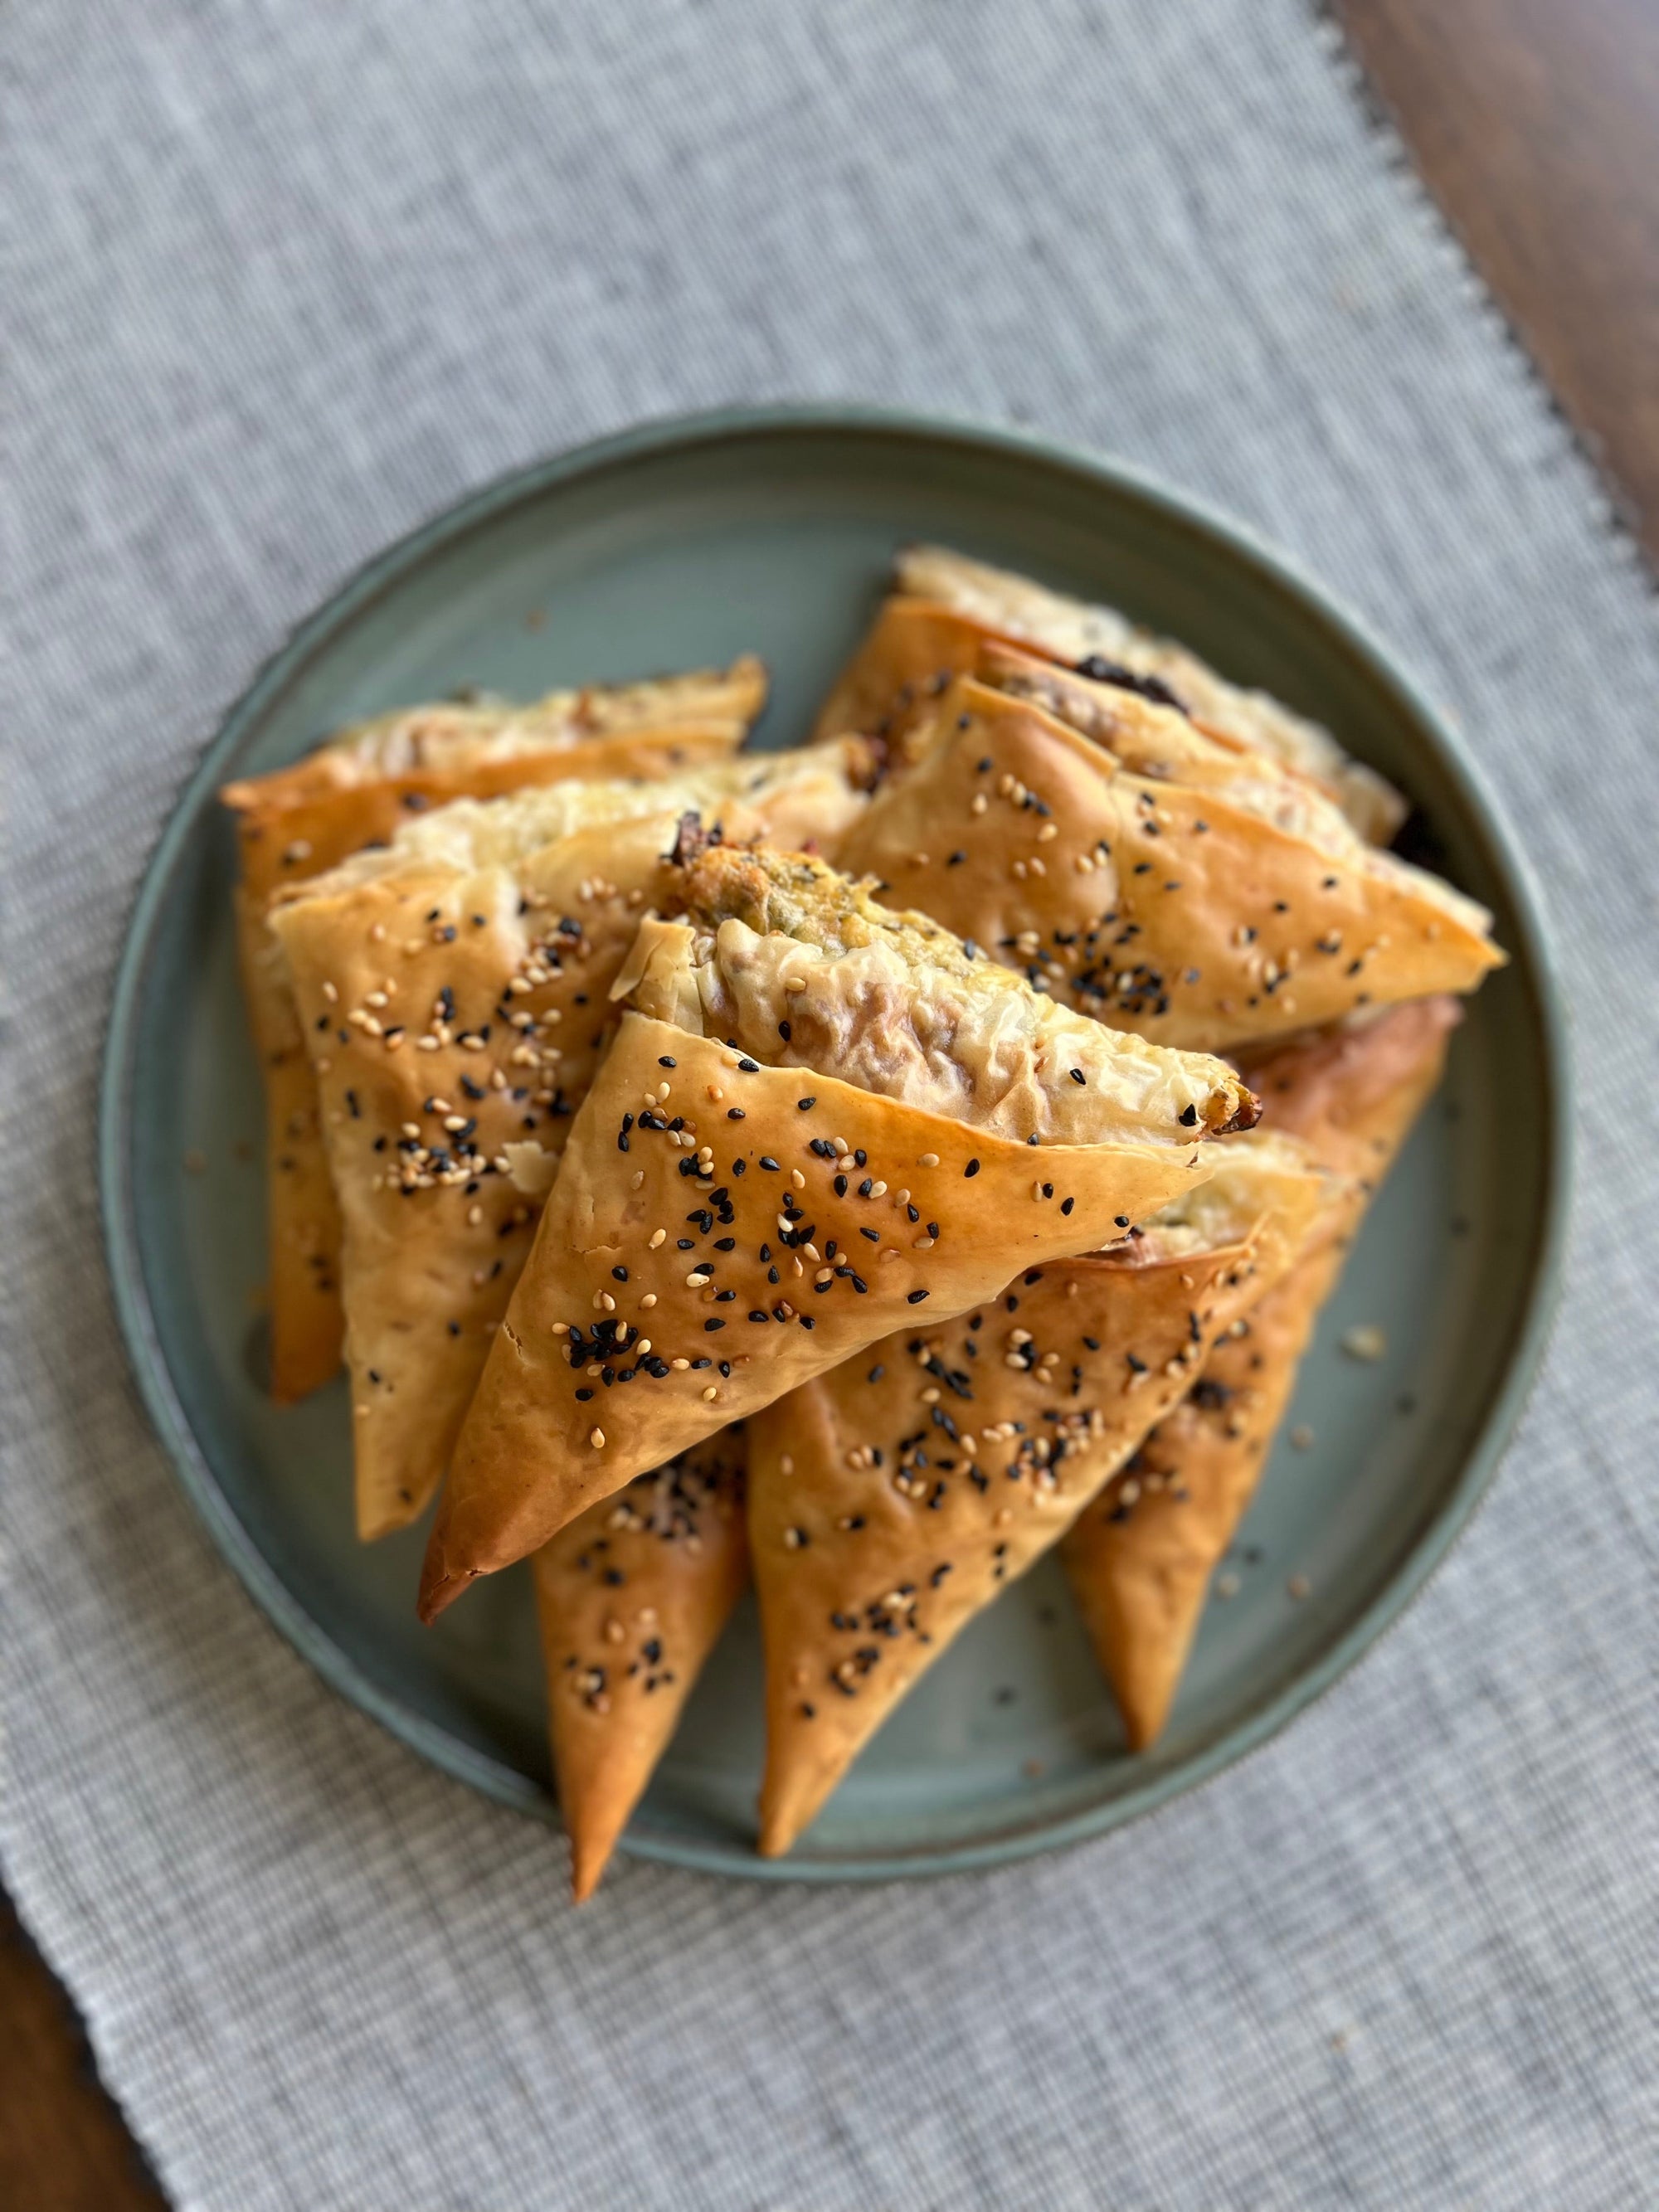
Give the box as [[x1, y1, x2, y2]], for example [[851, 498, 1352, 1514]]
[[533, 1431, 747, 1901], [1061, 996, 1461, 1748], [813, 546, 1404, 840], [271, 749, 870, 1539], [223, 659, 766, 1403], [746, 1130, 1332, 1855], [835, 660, 1501, 1054], [422, 845, 1261, 1620]]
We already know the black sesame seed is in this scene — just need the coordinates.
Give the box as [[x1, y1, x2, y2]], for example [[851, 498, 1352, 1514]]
[[907, 1289, 929, 1305], [797, 1097, 816, 1111], [964, 1159, 980, 1179], [1178, 1104, 1199, 1127]]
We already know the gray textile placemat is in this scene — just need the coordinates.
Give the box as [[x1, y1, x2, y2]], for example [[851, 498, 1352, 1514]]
[[4, 2, 1656, 2205]]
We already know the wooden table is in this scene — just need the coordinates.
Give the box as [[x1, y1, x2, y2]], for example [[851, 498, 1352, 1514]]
[[5, 4, 1653, 2200]]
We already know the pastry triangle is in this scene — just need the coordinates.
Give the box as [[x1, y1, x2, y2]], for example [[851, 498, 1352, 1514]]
[[223, 659, 766, 1403], [835, 663, 1501, 1054], [814, 545, 1404, 839], [747, 1130, 1332, 1855], [423, 845, 1261, 1618], [1061, 995, 1462, 1748], [533, 1430, 747, 1901], [272, 747, 869, 1539]]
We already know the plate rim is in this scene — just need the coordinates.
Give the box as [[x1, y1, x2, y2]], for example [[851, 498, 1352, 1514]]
[[99, 401, 1573, 1883]]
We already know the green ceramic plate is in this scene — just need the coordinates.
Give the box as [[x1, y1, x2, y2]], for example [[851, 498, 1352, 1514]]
[[101, 406, 1567, 1881]]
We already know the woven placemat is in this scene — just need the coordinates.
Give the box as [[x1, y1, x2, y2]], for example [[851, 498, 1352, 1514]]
[[5, 3, 1654, 2205]]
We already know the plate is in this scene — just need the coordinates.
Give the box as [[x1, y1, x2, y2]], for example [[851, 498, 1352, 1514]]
[[101, 406, 1568, 1881]]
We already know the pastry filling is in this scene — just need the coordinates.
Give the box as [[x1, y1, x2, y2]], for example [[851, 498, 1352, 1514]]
[[621, 843, 1255, 1145]]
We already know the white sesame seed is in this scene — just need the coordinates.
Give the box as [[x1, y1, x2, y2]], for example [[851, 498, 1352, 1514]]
[[649, 1228, 666, 1248], [590, 1427, 606, 1449], [917, 1152, 939, 1168]]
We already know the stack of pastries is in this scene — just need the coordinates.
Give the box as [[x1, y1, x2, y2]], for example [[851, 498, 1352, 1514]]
[[228, 547, 1501, 1896]]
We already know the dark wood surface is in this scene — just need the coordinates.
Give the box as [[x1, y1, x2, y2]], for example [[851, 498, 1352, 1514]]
[[0, 1898, 163, 2210], [5, 6, 1654, 2202], [1337, 0, 1659, 557]]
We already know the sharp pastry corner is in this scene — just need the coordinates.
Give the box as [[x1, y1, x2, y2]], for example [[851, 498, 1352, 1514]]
[[221, 540, 1504, 1899]]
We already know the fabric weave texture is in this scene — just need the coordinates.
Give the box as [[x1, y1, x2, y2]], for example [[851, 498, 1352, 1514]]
[[4, 2, 1655, 2206]]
